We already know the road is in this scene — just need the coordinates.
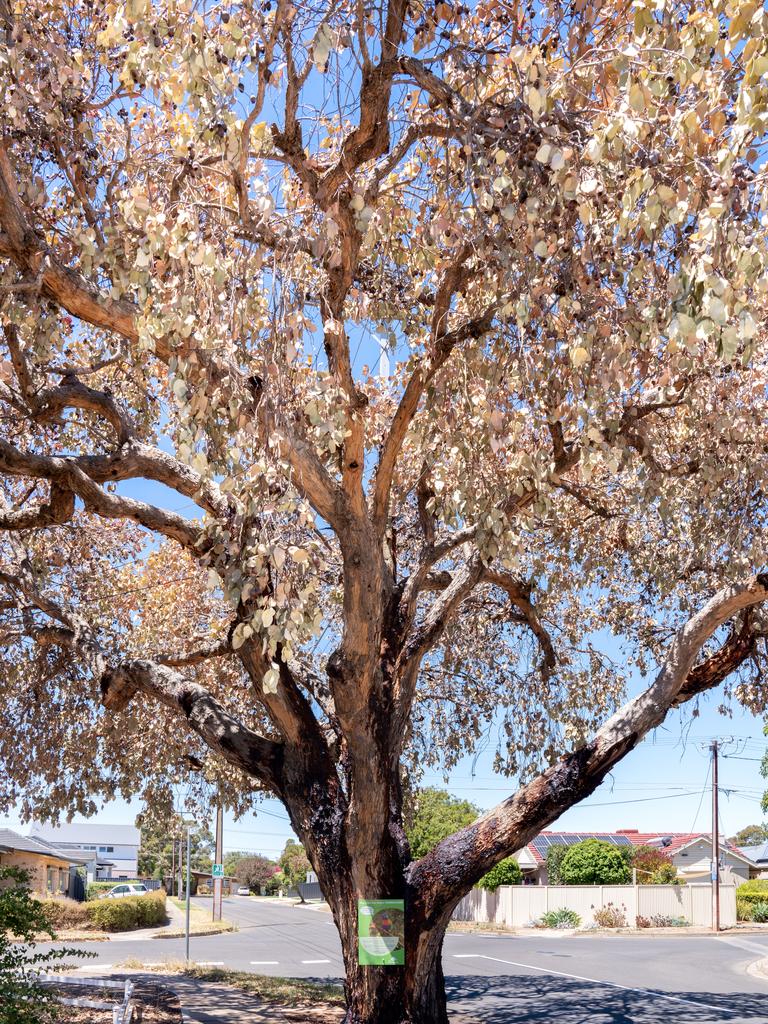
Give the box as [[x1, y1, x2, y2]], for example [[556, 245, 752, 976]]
[[39, 897, 768, 1022]]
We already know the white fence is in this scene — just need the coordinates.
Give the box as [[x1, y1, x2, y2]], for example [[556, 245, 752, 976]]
[[452, 883, 736, 928]]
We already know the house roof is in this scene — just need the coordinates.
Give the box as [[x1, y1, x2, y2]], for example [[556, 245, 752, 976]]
[[527, 830, 750, 865], [0, 827, 78, 864], [738, 842, 768, 864], [29, 822, 140, 847]]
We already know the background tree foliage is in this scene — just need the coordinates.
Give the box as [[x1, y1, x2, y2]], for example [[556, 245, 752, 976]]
[[2, 0, 768, 1019], [477, 856, 522, 892], [630, 845, 678, 885], [234, 853, 277, 891], [559, 839, 632, 886], [137, 814, 214, 879], [278, 840, 311, 887], [730, 824, 768, 847], [406, 788, 480, 860]]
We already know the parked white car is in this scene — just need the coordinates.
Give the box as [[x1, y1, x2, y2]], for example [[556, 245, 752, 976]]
[[105, 883, 149, 899], [236, 886, 251, 896]]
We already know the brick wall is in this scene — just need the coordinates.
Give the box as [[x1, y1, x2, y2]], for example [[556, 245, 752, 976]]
[[0, 850, 70, 895]]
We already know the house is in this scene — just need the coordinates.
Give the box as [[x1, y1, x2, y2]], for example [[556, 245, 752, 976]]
[[29, 822, 140, 881], [737, 841, 768, 879], [0, 827, 85, 898], [513, 829, 754, 884]]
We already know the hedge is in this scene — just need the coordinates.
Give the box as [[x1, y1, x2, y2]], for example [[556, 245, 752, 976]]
[[86, 890, 167, 932], [38, 897, 94, 931], [736, 880, 768, 919]]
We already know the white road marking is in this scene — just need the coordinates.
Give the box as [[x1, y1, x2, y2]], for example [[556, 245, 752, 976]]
[[302, 959, 331, 964], [451, 954, 734, 1014], [717, 936, 768, 956], [250, 961, 280, 965], [196, 961, 225, 966], [76, 964, 113, 971]]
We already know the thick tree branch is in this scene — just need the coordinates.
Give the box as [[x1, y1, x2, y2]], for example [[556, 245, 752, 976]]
[[0, 440, 203, 550], [100, 660, 284, 794], [409, 573, 768, 913], [0, 482, 74, 531]]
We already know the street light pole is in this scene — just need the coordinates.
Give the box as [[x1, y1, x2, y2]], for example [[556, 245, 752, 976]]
[[711, 740, 720, 933]]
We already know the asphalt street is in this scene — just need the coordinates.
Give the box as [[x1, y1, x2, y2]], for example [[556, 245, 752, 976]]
[[39, 897, 768, 1022]]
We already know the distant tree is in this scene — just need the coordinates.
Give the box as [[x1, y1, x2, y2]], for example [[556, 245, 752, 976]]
[[279, 840, 311, 887], [730, 824, 768, 847], [630, 845, 678, 884], [560, 840, 631, 885], [235, 855, 278, 891], [137, 813, 214, 879], [478, 857, 522, 892], [406, 788, 480, 860], [546, 844, 568, 885], [223, 850, 247, 877]]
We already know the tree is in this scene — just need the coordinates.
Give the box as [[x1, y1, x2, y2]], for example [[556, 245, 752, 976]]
[[1, 2, 768, 1021], [279, 840, 311, 887], [478, 857, 522, 892], [730, 825, 768, 848], [546, 845, 568, 886], [235, 854, 277, 892], [406, 789, 480, 860], [137, 814, 214, 879], [630, 846, 677, 885], [560, 840, 631, 886]]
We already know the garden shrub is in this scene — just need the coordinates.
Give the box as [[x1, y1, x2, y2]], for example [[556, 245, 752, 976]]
[[0, 867, 91, 1024], [87, 890, 166, 932], [478, 857, 522, 892], [736, 896, 753, 922], [751, 900, 768, 924], [545, 844, 568, 885], [560, 840, 631, 885], [592, 902, 627, 928], [540, 907, 581, 929], [38, 897, 92, 931]]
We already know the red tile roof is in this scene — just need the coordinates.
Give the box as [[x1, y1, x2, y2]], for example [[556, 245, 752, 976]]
[[526, 830, 742, 864]]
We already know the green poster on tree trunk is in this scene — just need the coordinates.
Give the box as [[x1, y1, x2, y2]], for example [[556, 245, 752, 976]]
[[358, 899, 405, 966]]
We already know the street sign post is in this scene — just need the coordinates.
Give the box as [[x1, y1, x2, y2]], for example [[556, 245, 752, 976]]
[[212, 863, 224, 878]]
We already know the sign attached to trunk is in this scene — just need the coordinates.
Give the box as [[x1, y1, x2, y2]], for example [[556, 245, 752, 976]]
[[212, 864, 224, 878], [358, 899, 405, 965]]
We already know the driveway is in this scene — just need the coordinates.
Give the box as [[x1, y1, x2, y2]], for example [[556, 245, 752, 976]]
[[38, 897, 768, 1022]]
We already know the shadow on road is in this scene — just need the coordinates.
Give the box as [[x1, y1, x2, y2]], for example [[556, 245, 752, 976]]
[[444, 973, 766, 1023]]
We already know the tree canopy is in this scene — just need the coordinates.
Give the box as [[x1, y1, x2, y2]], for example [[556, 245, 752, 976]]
[[234, 853, 277, 891], [278, 840, 311, 886], [729, 824, 768, 848], [1, 0, 768, 1020], [406, 788, 480, 860], [630, 845, 678, 885], [136, 813, 214, 878], [560, 839, 632, 885]]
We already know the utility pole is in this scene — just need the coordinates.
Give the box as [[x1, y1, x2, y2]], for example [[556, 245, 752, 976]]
[[171, 839, 175, 897], [212, 801, 224, 922], [711, 740, 720, 933], [177, 837, 183, 902]]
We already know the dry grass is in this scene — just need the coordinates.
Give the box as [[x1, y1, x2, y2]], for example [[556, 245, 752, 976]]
[[161, 898, 236, 937], [115, 960, 345, 1010]]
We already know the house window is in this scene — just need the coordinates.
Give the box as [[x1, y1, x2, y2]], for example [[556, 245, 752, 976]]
[[46, 868, 54, 892], [98, 846, 114, 853]]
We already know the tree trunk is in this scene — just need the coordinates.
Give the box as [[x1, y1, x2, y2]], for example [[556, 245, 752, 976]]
[[335, 890, 450, 1024]]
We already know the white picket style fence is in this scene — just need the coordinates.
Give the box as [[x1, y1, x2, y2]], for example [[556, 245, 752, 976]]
[[452, 883, 736, 928]]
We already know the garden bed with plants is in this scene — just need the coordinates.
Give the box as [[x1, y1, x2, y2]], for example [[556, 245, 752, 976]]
[[736, 880, 768, 923]]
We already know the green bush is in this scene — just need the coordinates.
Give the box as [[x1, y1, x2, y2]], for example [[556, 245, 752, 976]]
[[540, 907, 581, 929], [751, 901, 768, 924], [734, 881, 768, 915], [560, 839, 631, 885], [478, 857, 522, 892], [546, 844, 568, 885], [1, 867, 91, 1023], [86, 890, 166, 932]]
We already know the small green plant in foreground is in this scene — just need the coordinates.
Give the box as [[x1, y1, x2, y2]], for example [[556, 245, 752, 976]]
[[540, 907, 581, 929], [0, 867, 92, 1024]]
